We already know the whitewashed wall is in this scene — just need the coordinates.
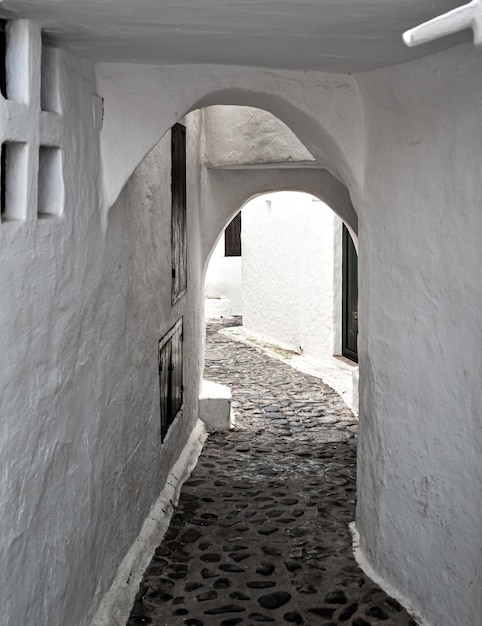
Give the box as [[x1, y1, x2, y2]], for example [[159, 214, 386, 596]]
[[86, 110, 204, 626], [202, 103, 328, 321], [1, 21, 481, 626], [204, 235, 242, 316], [354, 44, 482, 626], [204, 190, 342, 364], [0, 23, 204, 626], [201, 105, 315, 167], [241, 192, 339, 359]]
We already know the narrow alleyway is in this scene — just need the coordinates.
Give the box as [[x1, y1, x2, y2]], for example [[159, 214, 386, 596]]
[[127, 320, 415, 626]]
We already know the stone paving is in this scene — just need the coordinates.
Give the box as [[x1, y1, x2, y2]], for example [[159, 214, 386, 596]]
[[126, 319, 416, 626]]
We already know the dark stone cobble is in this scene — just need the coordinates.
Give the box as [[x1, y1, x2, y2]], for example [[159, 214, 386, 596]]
[[126, 319, 417, 626]]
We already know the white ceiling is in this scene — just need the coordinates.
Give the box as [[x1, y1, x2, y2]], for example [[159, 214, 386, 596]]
[[0, 0, 471, 72]]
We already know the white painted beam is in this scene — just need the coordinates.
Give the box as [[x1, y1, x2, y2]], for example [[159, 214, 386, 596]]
[[403, 0, 482, 48]]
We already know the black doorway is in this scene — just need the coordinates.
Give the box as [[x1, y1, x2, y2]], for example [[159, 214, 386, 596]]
[[342, 225, 358, 362]]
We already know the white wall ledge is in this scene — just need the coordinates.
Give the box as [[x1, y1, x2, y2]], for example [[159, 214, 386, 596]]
[[89, 420, 207, 626]]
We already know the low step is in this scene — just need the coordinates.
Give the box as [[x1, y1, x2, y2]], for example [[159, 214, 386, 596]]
[[199, 379, 235, 431]]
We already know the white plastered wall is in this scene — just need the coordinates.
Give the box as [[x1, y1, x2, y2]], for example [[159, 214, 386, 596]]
[[241, 192, 339, 359], [202, 104, 342, 326], [65, 42, 482, 626], [95, 63, 365, 222], [201, 104, 316, 168], [1, 23, 481, 626], [109, 50, 482, 626], [1, 41, 361, 626], [204, 235, 242, 316], [354, 44, 482, 626], [0, 21, 205, 626]]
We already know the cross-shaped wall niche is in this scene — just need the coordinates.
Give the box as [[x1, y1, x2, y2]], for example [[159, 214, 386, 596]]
[[0, 19, 63, 223]]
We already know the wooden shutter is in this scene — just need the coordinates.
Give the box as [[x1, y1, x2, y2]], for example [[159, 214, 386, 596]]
[[171, 123, 187, 304], [158, 318, 184, 441], [225, 212, 242, 257], [0, 20, 6, 217]]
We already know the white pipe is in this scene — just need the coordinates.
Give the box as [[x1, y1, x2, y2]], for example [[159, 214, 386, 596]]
[[403, 0, 482, 48]]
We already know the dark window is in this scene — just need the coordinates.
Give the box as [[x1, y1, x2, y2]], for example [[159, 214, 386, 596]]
[[158, 318, 183, 442], [0, 19, 7, 99], [225, 212, 242, 257], [0, 20, 6, 216], [342, 225, 358, 362], [1, 143, 5, 217], [171, 123, 187, 304]]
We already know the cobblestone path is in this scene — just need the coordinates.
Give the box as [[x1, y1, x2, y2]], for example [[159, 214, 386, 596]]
[[127, 320, 415, 626]]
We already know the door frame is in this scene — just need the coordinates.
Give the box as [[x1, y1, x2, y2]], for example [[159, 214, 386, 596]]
[[342, 224, 358, 362]]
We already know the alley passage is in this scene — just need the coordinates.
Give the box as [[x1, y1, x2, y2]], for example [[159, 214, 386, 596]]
[[127, 321, 415, 626]]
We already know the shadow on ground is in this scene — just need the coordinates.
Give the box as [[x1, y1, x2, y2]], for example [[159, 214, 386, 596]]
[[126, 319, 416, 626]]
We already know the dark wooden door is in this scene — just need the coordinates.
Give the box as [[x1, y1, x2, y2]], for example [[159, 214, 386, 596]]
[[342, 225, 358, 362]]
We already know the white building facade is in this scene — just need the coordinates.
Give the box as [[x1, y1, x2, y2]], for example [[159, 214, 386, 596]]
[[0, 5, 481, 626], [206, 191, 345, 362]]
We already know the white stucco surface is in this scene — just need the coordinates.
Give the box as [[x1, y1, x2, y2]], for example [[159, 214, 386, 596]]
[[201, 168, 358, 272], [1, 31, 108, 626], [191, 49, 481, 625], [1, 9, 482, 626], [201, 105, 315, 168], [90, 420, 207, 626], [0, 0, 470, 71], [204, 297, 232, 319], [95, 63, 365, 214], [204, 234, 242, 316], [349, 523, 427, 625], [354, 44, 482, 626], [0, 29, 206, 623], [242, 192, 339, 360]]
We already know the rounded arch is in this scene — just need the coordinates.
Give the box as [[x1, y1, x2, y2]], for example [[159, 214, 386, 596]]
[[191, 88, 357, 192], [201, 166, 357, 275], [97, 64, 365, 213], [203, 188, 356, 382]]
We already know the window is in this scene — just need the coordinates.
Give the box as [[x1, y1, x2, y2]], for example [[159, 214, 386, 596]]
[[0, 19, 7, 99], [225, 211, 242, 256], [171, 123, 187, 304], [1, 20, 7, 218], [158, 319, 184, 441]]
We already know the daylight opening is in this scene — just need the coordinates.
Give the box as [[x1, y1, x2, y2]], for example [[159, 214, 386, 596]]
[[204, 191, 358, 414]]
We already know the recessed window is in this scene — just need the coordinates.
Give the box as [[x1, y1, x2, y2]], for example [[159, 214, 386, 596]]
[[159, 318, 184, 442], [0, 19, 7, 99], [1, 141, 27, 222], [171, 123, 187, 304], [225, 211, 242, 257], [38, 146, 64, 218]]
